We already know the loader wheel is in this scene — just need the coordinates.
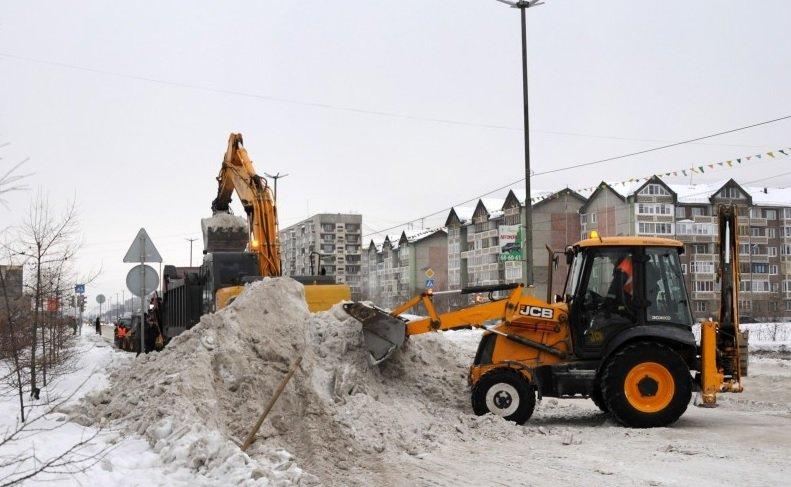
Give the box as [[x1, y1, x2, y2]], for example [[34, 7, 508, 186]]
[[601, 342, 691, 428], [590, 384, 608, 413], [471, 368, 535, 425]]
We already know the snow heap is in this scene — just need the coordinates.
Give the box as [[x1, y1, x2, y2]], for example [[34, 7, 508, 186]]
[[69, 278, 522, 485]]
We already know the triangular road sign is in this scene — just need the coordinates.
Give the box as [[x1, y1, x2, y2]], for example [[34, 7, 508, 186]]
[[123, 228, 163, 263]]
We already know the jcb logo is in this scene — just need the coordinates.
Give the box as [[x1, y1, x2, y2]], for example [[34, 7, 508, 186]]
[[519, 305, 554, 319]]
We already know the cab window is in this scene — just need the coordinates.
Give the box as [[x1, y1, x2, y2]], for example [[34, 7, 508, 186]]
[[645, 248, 692, 325]]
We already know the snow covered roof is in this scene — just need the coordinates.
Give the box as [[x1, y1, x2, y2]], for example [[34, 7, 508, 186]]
[[367, 227, 447, 252], [743, 186, 791, 207]]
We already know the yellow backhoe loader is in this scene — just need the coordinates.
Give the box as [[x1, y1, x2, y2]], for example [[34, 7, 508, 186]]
[[345, 205, 745, 428]]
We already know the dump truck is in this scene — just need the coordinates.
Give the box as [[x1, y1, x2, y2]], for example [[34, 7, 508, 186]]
[[345, 205, 746, 428]]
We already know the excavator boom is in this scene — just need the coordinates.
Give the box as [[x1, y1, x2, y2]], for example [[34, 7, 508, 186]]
[[203, 133, 281, 277]]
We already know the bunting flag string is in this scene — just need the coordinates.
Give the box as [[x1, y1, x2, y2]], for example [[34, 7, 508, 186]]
[[528, 146, 791, 203]]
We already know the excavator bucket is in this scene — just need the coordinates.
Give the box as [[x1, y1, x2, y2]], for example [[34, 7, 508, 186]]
[[201, 213, 249, 253], [343, 302, 406, 364]]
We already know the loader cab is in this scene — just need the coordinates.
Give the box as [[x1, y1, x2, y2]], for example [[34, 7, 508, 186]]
[[563, 237, 693, 360]]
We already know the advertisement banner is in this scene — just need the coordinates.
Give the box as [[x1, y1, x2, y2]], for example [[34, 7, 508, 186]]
[[499, 225, 523, 261]]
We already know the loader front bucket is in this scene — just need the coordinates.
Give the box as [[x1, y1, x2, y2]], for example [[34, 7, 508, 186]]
[[343, 302, 406, 364]]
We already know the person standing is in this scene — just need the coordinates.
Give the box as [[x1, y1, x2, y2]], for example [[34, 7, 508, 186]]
[[94, 316, 101, 335]]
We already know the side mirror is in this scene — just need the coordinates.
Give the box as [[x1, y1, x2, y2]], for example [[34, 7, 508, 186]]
[[554, 294, 564, 303], [552, 255, 559, 269], [565, 251, 574, 266]]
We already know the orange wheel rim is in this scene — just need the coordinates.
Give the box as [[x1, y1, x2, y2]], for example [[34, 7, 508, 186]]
[[624, 362, 675, 413]]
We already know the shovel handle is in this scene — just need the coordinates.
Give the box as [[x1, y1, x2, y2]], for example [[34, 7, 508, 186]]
[[241, 354, 303, 452]]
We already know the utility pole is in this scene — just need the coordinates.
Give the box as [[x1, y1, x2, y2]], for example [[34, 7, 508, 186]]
[[186, 237, 197, 267], [495, 0, 544, 286], [264, 172, 289, 203]]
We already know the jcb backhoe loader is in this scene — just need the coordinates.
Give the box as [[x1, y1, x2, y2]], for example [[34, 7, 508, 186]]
[[345, 205, 745, 428]]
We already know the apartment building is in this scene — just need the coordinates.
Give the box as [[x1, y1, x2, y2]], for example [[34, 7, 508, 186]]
[[445, 188, 585, 300], [0, 265, 23, 299], [361, 229, 447, 309], [579, 177, 791, 321], [279, 214, 363, 298]]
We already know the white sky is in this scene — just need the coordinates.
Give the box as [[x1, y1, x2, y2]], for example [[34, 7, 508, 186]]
[[1, 0, 790, 310]]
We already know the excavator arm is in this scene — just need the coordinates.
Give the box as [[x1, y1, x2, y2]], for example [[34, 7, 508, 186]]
[[209, 133, 281, 277]]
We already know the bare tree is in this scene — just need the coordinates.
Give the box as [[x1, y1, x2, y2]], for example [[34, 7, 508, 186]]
[[5, 190, 80, 401], [0, 158, 31, 209]]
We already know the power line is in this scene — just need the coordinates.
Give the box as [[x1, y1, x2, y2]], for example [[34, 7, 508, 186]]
[[0, 51, 780, 149], [361, 137, 791, 239]]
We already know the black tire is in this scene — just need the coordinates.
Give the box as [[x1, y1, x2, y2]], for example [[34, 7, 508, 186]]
[[471, 368, 536, 425], [590, 383, 608, 413], [601, 342, 692, 428]]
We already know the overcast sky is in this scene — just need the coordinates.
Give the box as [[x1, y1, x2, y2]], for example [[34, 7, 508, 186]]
[[1, 0, 790, 310]]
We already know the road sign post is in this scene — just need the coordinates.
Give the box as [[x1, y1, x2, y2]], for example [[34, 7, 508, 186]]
[[124, 228, 162, 354]]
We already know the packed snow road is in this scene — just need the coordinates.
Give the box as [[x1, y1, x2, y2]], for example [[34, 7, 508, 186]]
[[385, 333, 791, 487]]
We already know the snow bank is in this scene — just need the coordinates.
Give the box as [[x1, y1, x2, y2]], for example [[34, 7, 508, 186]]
[[72, 278, 524, 485]]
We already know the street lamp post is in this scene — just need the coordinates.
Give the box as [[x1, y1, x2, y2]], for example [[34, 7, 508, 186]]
[[496, 0, 544, 286], [264, 172, 289, 203], [186, 237, 197, 267]]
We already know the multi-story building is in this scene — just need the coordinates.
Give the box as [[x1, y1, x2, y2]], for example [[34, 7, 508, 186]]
[[446, 188, 585, 300], [580, 177, 791, 321], [279, 214, 363, 298], [361, 229, 447, 309], [0, 265, 23, 299]]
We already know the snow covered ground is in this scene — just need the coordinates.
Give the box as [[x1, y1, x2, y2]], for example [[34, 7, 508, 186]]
[[1, 323, 789, 486], [0, 326, 209, 486]]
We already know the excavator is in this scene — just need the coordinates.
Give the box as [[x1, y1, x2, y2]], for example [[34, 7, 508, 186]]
[[199, 133, 350, 312], [133, 134, 350, 351], [345, 205, 745, 428]]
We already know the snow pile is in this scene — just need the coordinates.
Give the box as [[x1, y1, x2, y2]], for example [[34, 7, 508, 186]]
[[71, 278, 522, 485]]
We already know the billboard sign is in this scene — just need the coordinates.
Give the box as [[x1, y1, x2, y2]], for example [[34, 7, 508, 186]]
[[498, 225, 523, 262]]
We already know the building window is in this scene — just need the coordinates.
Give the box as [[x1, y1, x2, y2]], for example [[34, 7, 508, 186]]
[[695, 281, 715, 292], [640, 184, 670, 196], [691, 207, 706, 217], [590, 213, 597, 224], [691, 261, 715, 274], [692, 243, 709, 254], [752, 263, 769, 274], [785, 301, 791, 311], [580, 214, 587, 224], [770, 265, 779, 275], [783, 280, 791, 292], [768, 228, 777, 238], [765, 209, 777, 220], [750, 227, 765, 237], [681, 263, 687, 274], [694, 301, 707, 313], [637, 222, 673, 235], [637, 203, 672, 215], [721, 187, 740, 199], [739, 300, 751, 310], [675, 206, 686, 218]]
